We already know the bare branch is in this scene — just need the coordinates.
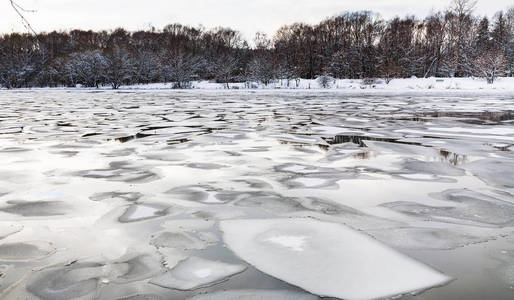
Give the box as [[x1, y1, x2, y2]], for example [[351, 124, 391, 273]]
[[9, 0, 37, 35]]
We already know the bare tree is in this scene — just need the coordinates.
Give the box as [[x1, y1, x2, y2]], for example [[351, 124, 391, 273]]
[[212, 55, 239, 89], [379, 61, 402, 84], [66, 51, 106, 88], [316, 75, 334, 88], [163, 52, 203, 89], [2, 2, 514, 88], [248, 56, 275, 86], [104, 46, 134, 89], [473, 48, 507, 83], [445, 0, 477, 76]]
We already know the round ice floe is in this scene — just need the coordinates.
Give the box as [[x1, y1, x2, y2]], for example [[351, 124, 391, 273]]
[[383, 189, 514, 227], [287, 177, 332, 188], [282, 171, 358, 189], [25, 255, 162, 300], [186, 163, 229, 170], [150, 232, 207, 250], [220, 218, 450, 300], [111, 254, 163, 283], [234, 192, 305, 213], [0, 241, 55, 261], [25, 262, 108, 300], [275, 163, 330, 174], [232, 179, 272, 189], [141, 151, 188, 162], [118, 204, 168, 223], [149, 257, 246, 290], [76, 161, 160, 183], [157, 248, 187, 269], [0, 200, 70, 217], [150, 219, 218, 250], [0, 223, 23, 239], [188, 289, 318, 300], [401, 159, 465, 176], [464, 159, 514, 188], [89, 191, 143, 202], [370, 227, 488, 250], [393, 173, 456, 183], [166, 185, 229, 204]]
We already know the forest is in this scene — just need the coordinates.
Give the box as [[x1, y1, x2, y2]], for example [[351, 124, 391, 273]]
[[0, 0, 513, 89]]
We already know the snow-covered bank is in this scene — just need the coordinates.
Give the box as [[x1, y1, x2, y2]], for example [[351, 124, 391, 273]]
[[125, 77, 514, 92], [3, 77, 514, 94]]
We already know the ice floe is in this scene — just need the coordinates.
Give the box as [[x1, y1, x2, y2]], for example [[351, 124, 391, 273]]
[[150, 257, 246, 290], [188, 289, 318, 300], [220, 218, 450, 300]]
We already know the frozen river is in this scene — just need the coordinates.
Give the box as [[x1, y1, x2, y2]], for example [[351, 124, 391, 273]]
[[0, 90, 513, 300]]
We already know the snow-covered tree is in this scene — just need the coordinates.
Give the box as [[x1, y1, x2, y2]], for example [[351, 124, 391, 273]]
[[378, 61, 402, 84], [211, 55, 239, 89], [0, 33, 43, 88], [66, 50, 106, 88], [104, 46, 134, 89], [473, 48, 507, 83], [133, 50, 161, 84], [162, 53, 203, 89], [316, 75, 334, 88], [2, 2, 514, 88], [248, 56, 275, 85]]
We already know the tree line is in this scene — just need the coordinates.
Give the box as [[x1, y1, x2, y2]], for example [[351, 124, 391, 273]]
[[1, 0, 513, 89]]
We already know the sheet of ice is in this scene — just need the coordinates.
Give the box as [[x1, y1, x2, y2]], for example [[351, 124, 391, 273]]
[[279, 164, 321, 174], [150, 257, 246, 290], [25, 262, 104, 300], [150, 232, 208, 250], [0, 222, 23, 239], [401, 159, 465, 176], [428, 126, 514, 135], [21, 255, 161, 300], [381, 192, 514, 228], [463, 159, 514, 188], [220, 218, 450, 300], [0, 241, 55, 261], [369, 227, 490, 250], [166, 186, 228, 204], [118, 204, 168, 222], [290, 177, 330, 188], [398, 173, 439, 180], [397, 129, 514, 142], [0, 200, 70, 216], [157, 248, 188, 269], [189, 289, 318, 300], [1, 90, 514, 299]]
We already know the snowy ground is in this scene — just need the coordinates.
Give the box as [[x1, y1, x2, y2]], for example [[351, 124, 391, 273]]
[[6, 77, 514, 93], [191, 77, 514, 91], [0, 90, 513, 299]]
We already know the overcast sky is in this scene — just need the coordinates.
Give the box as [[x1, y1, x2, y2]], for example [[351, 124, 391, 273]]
[[1, 0, 512, 39]]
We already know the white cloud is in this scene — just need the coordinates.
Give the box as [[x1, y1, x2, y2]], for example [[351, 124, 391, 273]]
[[1, 0, 512, 38]]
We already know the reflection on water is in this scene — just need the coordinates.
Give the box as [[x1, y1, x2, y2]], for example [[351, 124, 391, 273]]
[[439, 150, 468, 166], [326, 135, 410, 147], [420, 110, 514, 125], [324, 135, 468, 165]]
